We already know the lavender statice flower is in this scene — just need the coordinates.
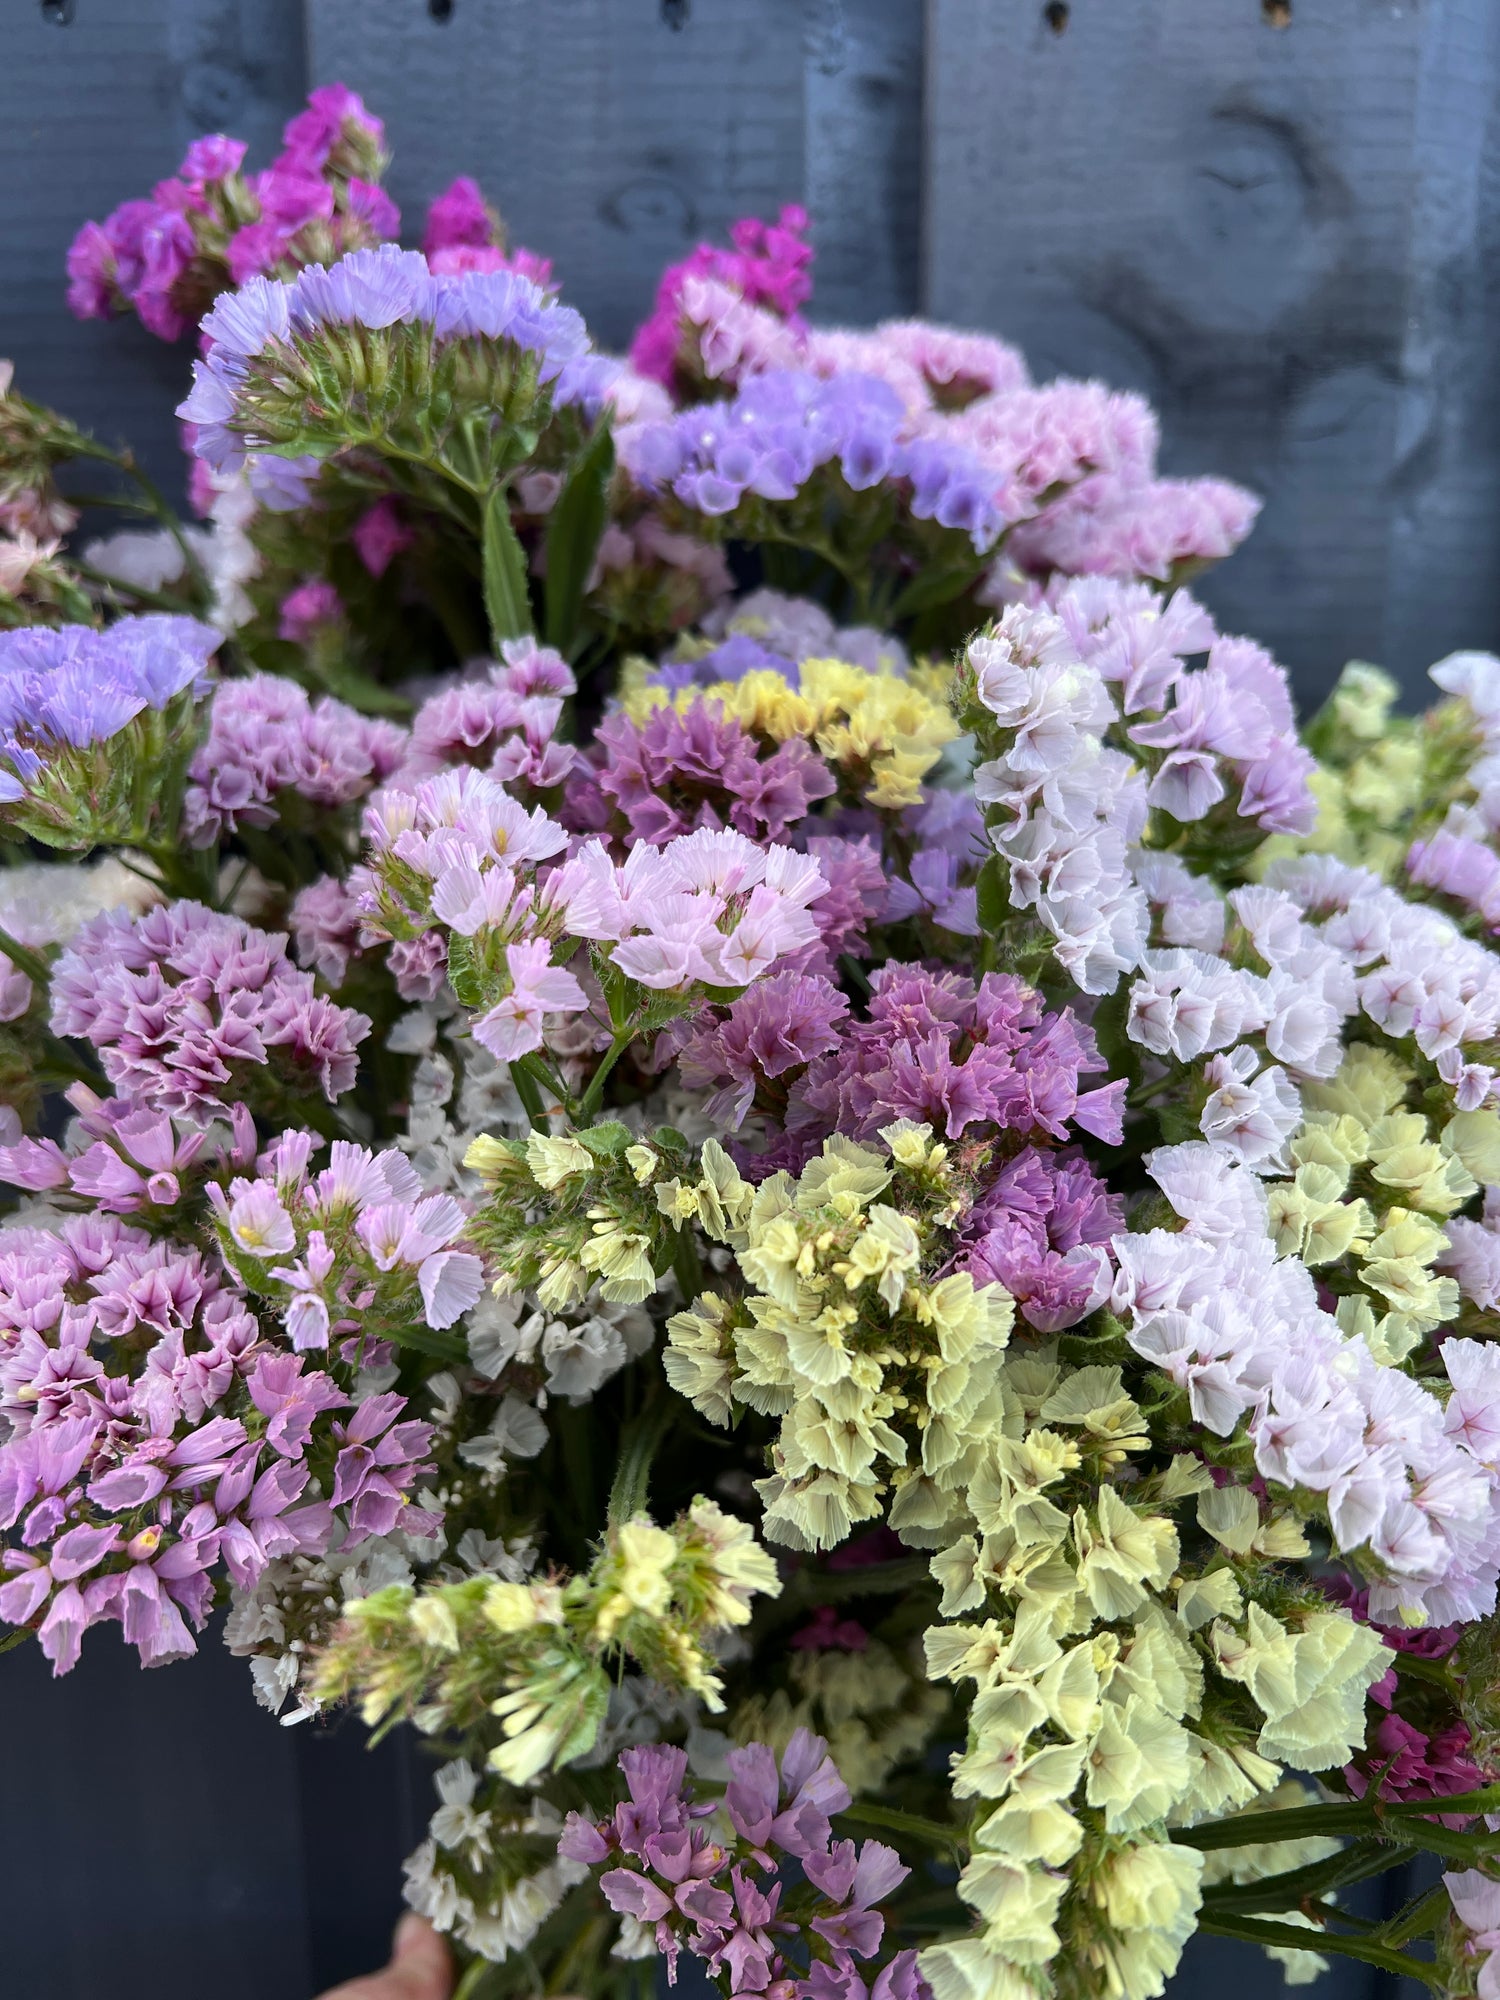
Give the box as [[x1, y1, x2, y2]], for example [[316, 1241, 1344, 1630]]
[[398, 638, 579, 791], [558, 1732, 926, 2000], [0, 1209, 433, 1673], [210, 1130, 484, 1352], [670, 970, 852, 1125], [620, 370, 1008, 553], [49, 901, 372, 1123], [178, 245, 592, 476], [0, 1083, 256, 1221], [182, 672, 407, 845], [0, 615, 218, 846]]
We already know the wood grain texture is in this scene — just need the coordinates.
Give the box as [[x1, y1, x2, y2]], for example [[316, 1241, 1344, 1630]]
[[925, 0, 1500, 701], [0, 0, 308, 500]]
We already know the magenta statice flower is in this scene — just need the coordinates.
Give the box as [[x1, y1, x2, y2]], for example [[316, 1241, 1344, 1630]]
[[959, 1148, 1122, 1331], [630, 206, 813, 391], [49, 901, 371, 1123], [278, 578, 344, 645], [422, 175, 496, 257], [401, 639, 579, 791], [351, 497, 414, 579]]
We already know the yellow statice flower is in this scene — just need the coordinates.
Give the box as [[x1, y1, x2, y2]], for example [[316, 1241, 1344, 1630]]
[[620, 655, 958, 809]]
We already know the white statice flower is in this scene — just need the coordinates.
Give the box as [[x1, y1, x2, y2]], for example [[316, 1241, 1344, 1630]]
[[543, 1298, 653, 1402], [465, 1292, 537, 1378], [429, 1761, 493, 1861], [198, 463, 261, 633], [1199, 1049, 1301, 1171], [458, 1393, 549, 1475], [453, 1527, 535, 1578], [84, 524, 211, 595]]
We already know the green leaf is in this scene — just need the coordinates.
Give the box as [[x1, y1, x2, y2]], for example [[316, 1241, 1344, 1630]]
[[482, 486, 533, 646], [444, 934, 483, 1009], [544, 422, 615, 657], [975, 855, 1008, 935], [576, 1120, 633, 1158], [890, 560, 981, 621]]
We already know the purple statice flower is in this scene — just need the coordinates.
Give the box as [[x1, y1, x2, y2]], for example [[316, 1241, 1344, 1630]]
[[182, 673, 406, 846], [345, 177, 400, 240], [0, 1082, 256, 1218], [290, 875, 364, 988], [958, 1147, 1121, 1332], [399, 638, 578, 790], [351, 497, 414, 579], [563, 698, 835, 848], [559, 1732, 924, 2000], [670, 971, 851, 1125], [0, 1210, 432, 1674], [278, 577, 344, 644], [49, 901, 372, 1123], [0, 616, 218, 810], [1408, 826, 1500, 932], [789, 963, 1123, 1151], [651, 632, 799, 694], [210, 1132, 483, 1350], [66, 199, 167, 321]]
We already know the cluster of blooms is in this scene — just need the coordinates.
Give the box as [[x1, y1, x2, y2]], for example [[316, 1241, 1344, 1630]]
[[178, 244, 594, 483], [558, 1736, 925, 2000], [48, 900, 371, 1121], [0, 1204, 434, 1672], [15, 83, 1500, 2000], [67, 86, 395, 337], [0, 615, 218, 847], [312, 1497, 781, 1777]]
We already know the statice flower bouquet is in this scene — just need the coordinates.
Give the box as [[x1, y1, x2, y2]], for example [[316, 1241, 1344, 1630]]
[[8, 79, 1500, 2000]]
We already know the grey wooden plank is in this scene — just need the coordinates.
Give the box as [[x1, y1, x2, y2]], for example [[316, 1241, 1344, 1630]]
[[308, 0, 925, 347], [0, 0, 308, 503], [308, 0, 809, 352], [803, 0, 924, 324], [925, 0, 1500, 704]]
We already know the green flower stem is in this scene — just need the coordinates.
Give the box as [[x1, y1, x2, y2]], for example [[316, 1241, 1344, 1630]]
[[834, 1802, 965, 1861], [1194, 1912, 1438, 1987], [0, 923, 50, 987], [1199, 1837, 1396, 1915], [1379, 1882, 1452, 1946], [576, 1029, 633, 1124], [67, 439, 209, 601], [607, 1390, 676, 1526], [508, 1058, 549, 1128]]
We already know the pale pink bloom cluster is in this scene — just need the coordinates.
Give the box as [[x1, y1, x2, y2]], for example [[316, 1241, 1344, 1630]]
[[358, 766, 827, 1058], [1114, 1143, 1500, 1627], [209, 1131, 484, 1350], [396, 636, 580, 791]]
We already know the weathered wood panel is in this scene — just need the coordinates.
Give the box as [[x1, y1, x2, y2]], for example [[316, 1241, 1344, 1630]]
[[925, 0, 1500, 701], [308, 0, 922, 347], [0, 0, 309, 498]]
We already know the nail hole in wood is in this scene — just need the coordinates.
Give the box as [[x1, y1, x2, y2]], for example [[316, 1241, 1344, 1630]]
[[1043, 2, 1069, 34], [41, 0, 76, 21], [661, 0, 690, 27], [1262, 0, 1291, 25], [428, 0, 454, 20]]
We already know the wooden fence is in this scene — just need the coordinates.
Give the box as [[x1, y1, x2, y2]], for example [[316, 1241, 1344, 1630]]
[[0, 2, 1482, 1993]]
